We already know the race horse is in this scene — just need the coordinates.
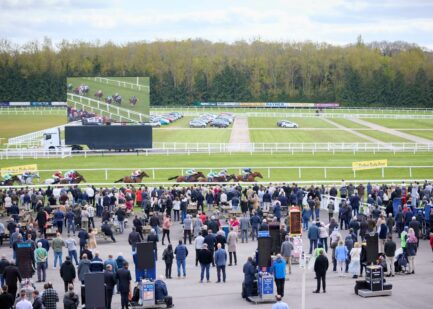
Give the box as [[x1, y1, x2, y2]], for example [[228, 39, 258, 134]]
[[0, 175, 20, 186], [114, 171, 149, 183], [45, 172, 86, 185], [168, 172, 205, 183], [18, 173, 40, 185], [129, 96, 138, 106], [113, 94, 122, 105], [94, 90, 103, 100], [208, 175, 235, 182], [105, 96, 113, 104], [232, 172, 263, 182], [73, 84, 89, 96]]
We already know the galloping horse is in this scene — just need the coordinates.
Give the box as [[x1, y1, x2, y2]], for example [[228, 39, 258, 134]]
[[208, 175, 235, 182], [94, 90, 103, 100], [59, 172, 86, 184], [115, 171, 149, 183], [129, 96, 138, 106], [0, 175, 20, 186], [18, 173, 40, 185], [232, 172, 263, 182], [168, 172, 205, 183]]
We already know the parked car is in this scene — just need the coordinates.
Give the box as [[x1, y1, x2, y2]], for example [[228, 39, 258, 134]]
[[189, 120, 207, 128], [277, 120, 298, 128], [210, 120, 229, 128]]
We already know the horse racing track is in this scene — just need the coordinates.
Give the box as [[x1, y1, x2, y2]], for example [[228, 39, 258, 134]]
[[1, 107, 433, 185]]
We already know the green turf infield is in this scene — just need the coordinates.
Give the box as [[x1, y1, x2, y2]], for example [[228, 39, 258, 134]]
[[400, 130, 433, 141], [153, 128, 231, 143], [249, 129, 367, 143], [248, 117, 335, 128], [0, 114, 67, 140], [360, 118, 433, 129]]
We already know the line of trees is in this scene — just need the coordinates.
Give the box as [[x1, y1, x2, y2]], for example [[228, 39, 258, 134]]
[[0, 38, 433, 106]]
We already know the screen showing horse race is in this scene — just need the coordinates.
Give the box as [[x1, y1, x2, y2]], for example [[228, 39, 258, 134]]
[[66, 76, 150, 122]]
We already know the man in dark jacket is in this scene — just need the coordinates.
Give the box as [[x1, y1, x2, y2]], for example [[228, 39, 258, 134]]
[[308, 222, 320, 254], [3, 261, 22, 303], [60, 256, 76, 292], [313, 249, 329, 293], [77, 228, 89, 254], [384, 235, 397, 277], [243, 257, 257, 300], [132, 216, 144, 239], [250, 212, 261, 240], [204, 230, 216, 266], [147, 229, 159, 260], [128, 227, 142, 251], [0, 285, 14, 309], [116, 262, 132, 309], [198, 244, 213, 282], [0, 255, 10, 287], [104, 264, 117, 309]]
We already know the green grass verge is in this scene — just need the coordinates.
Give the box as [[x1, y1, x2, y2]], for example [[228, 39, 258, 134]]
[[361, 119, 433, 129], [358, 130, 410, 143], [328, 118, 368, 128], [153, 128, 231, 143], [400, 130, 433, 141], [0, 114, 67, 140], [1, 153, 432, 183], [248, 117, 335, 128], [68, 77, 149, 115], [249, 130, 367, 143]]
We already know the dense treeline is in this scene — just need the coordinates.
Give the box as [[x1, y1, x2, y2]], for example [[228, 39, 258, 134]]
[[0, 38, 433, 106]]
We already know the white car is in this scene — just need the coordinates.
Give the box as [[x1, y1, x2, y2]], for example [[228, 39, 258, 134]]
[[278, 120, 298, 128]]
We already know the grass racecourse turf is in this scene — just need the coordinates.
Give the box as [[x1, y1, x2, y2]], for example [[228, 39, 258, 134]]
[[67, 77, 150, 115], [1, 153, 433, 183]]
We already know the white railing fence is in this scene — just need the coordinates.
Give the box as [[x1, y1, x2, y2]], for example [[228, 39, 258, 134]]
[[0, 107, 66, 115], [83, 77, 149, 92], [1, 166, 432, 181], [67, 93, 148, 123]]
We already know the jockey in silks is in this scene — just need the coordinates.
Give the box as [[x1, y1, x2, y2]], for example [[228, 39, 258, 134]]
[[218, 168, 229, 180], [207, 171, 218, 182], [131, 169, 141, 180], [64, 170, 76, 183], [242, 168, 252, 181], [22, 170, 31, 182], [185, 168, 197, 182], [3, 173, 12, 181], [52, 170, 63, 183]]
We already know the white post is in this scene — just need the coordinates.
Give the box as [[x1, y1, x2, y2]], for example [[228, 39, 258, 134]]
[[152, 169, 155, 179], [105, 169, 108, 180], [298, 168, 301, 179]]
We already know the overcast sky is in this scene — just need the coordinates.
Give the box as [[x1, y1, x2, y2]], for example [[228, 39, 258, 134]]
[[1, 0, 433, 49]]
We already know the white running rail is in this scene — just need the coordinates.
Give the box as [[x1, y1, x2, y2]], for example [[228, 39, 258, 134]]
[[83, 77, 149, 92]]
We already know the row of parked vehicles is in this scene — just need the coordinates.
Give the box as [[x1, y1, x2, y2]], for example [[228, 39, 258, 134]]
[[189, 113, 234, 128], [148, 112, 183, 127]]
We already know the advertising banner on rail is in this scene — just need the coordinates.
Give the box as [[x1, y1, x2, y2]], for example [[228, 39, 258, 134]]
[[352, 159, 388, 171], [1, 164, 38, 176], [193, 102, 339, 108], [0, 102, 67, 107]]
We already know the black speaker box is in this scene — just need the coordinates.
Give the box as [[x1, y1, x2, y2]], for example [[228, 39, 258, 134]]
[[137, 242, 155, 269]]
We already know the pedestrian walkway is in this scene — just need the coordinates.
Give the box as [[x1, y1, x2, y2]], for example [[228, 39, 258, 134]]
[[228, 116, 252, 152]]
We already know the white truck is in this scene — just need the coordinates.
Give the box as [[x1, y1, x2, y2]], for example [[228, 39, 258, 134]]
[[42, 128, 83, 151]]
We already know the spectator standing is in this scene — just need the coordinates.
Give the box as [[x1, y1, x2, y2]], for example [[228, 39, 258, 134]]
[[243, 257, 257, 300], [128, 227, 142, 252], [198, 243, 213, 283], [0, 285, 14, 309], [183, 214, 193, 245], [162, 244, 174, 279], [384, 235, 396, 277], [308, 221, 320, 254], [227, 227, 238, 266], [313, 249, 328, 293], [32, 290, 43, 309], [15, 290, 32, 309], [3, 261, 21, 303], [250, 212, 261, 241], [280, 235, 294, 276], [349, 242, 361, 278], [64, 236, 79, 266], [77, 228, 89, 254], [407, 228, 418, 274], [87, 228, 97, 251], [214, 243, 227, 283], [271, 254, 286, 297], [60, 256, 76, 292], [41, 283, 59, 309], [52, 233, 64, 270], [272, 295, 289, 309], [87, 204, 96, 229], [0, 255, 10, 286], [194, 232, 205, 266], [116, 262, 132, 309], [77, 254, 91, 284], [335, 240, 348, 277], [63, 284, 79, 309], [65, 208, 75, 237], [174, 240, 188, 278], [240, 214, 250, 243], [104, 264, 116, 309], [162, 215, 172, 245], [34, 242, 48, 282]]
